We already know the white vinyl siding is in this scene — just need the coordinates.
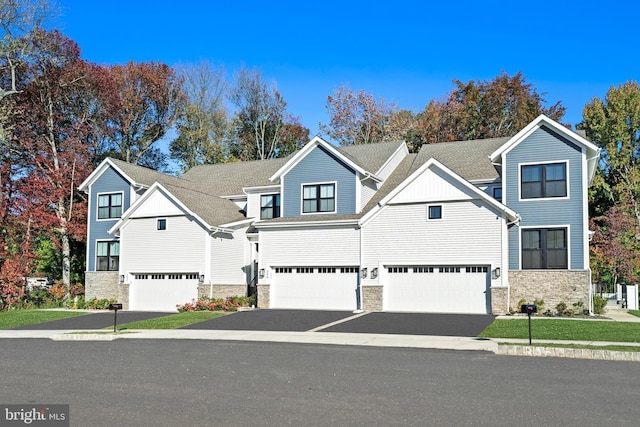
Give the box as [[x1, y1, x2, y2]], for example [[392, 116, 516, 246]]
[[362, 201, 503, 280], [211, 226, 250, 284], [119, 215, 206, 274], [260, 226, 360, 271]]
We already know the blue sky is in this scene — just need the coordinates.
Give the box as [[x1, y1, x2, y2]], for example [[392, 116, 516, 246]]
[[57, 0, 638, 137]]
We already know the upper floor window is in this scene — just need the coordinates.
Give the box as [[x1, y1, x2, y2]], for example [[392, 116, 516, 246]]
[[98, 193, 122, 219], [521, 163, 567, 199], [97, 241, 119, 271], [303, 183, 335, 213], [522, 228, 567, 269], [428, 205, 442, 220], [157, 219, 166, 230], [493, 187, 502, 201], [261, 194, 281, 220]]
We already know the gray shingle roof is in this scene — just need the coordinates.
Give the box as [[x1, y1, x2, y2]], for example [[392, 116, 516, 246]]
[[414, 137, 509, 182], [161, 183, 247, 227], [337, 140, 406, 174], [182, 156, 291, 196], [109, 158, 190, 188], [109, 135, 508, 227]]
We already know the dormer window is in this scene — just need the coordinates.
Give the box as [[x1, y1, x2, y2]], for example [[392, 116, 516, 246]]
[[260, 194, 281, 220], [303, 183, 335, 214]]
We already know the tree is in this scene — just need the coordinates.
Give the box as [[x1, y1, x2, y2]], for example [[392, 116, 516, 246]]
[[106, 61, 184, 170], [230, 67, 290, 160], [590, 204, 640, 292], [321, 84, 395, 145], [170, 61, 230, 172], [12, 30, 99, 290], [579, 81, 640, 228], [414, 72, 566, 150]]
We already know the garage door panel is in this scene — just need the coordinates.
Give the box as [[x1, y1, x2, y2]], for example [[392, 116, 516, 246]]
[[130, 274, 199, 311], [384, 266, 490, 314], [270, 267, 358, 310]]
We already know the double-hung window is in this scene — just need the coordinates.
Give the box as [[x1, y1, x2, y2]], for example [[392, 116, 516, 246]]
[[97, 241, 120, 271], [260, 194, 281, 219], [303, 183, 335, 213], [522, 228, 567, 269], [521, 163, 567, 199], [98, 193, 123, 219]]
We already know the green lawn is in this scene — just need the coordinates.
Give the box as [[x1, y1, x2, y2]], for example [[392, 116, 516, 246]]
[[0, 310, 88, 329], [480, 318, 640, 342], [629, 310, 640, 318], [115, 311, 227, 330]]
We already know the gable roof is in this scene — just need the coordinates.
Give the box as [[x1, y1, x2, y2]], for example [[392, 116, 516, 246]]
[[369, 157, 518, 222], [490, 114, 601, 182], [269, 136, 383, 183], [78, 157, 188, 193], [109, 182, 247, 235]]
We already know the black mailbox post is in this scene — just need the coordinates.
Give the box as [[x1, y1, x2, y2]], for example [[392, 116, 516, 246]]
[[108, 303, 123, 333], [521, 304, 537, 344]]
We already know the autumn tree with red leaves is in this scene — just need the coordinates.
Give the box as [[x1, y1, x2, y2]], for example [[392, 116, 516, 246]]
[[11, 30, 106, 291], [106, 61, 184, 170]]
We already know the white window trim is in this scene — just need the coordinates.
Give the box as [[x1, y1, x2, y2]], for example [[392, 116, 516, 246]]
[[96, 191, 124, 222], [518, 160, 570, 202], [300, 181, 338, 215], [518, 224, 571, 270]]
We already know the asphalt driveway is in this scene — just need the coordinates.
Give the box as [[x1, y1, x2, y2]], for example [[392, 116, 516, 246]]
[[14, 309, 497, 337], [182, 309, 496, 336]]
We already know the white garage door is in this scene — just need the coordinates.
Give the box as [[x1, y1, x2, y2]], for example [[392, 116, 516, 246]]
[[129, 273, 199, 311], [383, 265, 490, 314], [270, 267, 358, 310]]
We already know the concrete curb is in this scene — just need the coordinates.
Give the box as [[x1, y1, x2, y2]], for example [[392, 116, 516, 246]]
[[497, 344, 640, 362]]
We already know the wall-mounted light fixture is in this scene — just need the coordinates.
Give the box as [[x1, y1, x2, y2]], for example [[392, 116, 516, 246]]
[[119, 275, 124, 284], [361, 268, 368, 279], [492, 267, 501, 279], [371, 268, 378, 279], [259, 268, 265, 279], [199, 274, 205, 283]]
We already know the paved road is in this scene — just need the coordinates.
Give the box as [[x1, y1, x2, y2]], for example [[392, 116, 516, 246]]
[[14, 309, 497, 337], [1, 339, 638, 426]]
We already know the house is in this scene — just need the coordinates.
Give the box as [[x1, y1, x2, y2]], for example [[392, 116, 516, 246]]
[[79, 115, 600, 313]]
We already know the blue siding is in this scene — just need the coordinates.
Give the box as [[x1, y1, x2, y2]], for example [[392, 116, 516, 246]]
[[87, 167, 133, 271], [506, 126, 584, 269], [282, 146, 357, 217]]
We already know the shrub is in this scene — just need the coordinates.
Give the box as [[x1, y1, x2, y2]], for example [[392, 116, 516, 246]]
[[66, 295, 115, 310], [556, 301, 571, 316], [177, 295, 256, 313], [593, 295, 608, 315], [533, 298, 545, 313]]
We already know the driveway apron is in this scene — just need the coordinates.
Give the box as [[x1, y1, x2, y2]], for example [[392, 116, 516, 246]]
[[321, 312, 497, 336], [181, 309, 355, 332]]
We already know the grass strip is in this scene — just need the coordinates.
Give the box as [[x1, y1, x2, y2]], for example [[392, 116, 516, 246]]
[[629, 310, 640, 318], [0, 310, 88, 329], [114, 311, 227, 330], [479, 319, 640, 342], [499, 342, 640, 352]]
